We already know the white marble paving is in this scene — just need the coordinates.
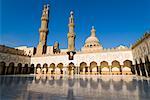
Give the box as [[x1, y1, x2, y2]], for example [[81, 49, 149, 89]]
[[0, 75, 150, 100]]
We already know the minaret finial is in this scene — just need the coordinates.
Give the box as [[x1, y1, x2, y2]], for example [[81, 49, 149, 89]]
[[91, 26, 96, 37], [92, 26, 94, 29], [69, 11, 74, 24], [46, 4, 49, 10], [42, 4, 49, 18], [68, 10, 75, 33], [70, 11, 73, 16]]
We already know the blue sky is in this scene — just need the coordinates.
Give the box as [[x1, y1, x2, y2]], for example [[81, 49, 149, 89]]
[[1, 0, 150, 50]]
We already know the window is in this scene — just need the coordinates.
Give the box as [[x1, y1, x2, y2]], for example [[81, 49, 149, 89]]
[[90, 45, 92, 48]]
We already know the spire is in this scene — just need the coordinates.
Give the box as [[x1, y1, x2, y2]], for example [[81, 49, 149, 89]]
[[42, 4, 49, 19], [69, 11, 74, 24], [91, 26, 96, 37]]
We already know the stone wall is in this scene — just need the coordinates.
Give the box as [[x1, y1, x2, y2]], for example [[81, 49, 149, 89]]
[[0, 45, 31, 75]]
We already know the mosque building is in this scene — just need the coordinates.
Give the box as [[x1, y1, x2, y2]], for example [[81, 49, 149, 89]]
[[0, 4, 150, 77]]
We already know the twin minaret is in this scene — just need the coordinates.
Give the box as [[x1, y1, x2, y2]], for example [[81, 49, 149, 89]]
[[36, 4, 76, 56], [36, 4, 49, 55]]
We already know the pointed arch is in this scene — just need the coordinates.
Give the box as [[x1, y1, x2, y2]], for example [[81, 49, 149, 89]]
[[43, 63, 48, 68], [16, 63, 22, 74], [7, 62, 15, 75], [90, 61, 97, 75], [57, 63, 63, 69], [36, 63, 41, 68], [80, 62, 87, 74], [80, 62, 87, 68], [56, 63, 63, 74], [49, 63, 55, 69], [123, 60, 132, 67], [123, 60, 132, 75], [111, 60, 121, 75], [100, 61, 109, 67], [112, 60, 120, 68], [42, 63, 48, 74], [49, 63, 55, 74], [100, 61, 109, 75], [36, 63, 41, 74], [90, 61, 97, 69], [22, 64, 28, 74], [68, 62, 75, 75]]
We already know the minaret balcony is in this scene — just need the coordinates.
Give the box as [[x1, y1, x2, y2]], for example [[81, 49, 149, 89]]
[[39, 28, 48, 33], [68, 23, 75, 27], [41, 17, 48, 21]]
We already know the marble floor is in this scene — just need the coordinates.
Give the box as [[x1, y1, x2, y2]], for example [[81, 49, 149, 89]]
[[0, 75, 150, 100]]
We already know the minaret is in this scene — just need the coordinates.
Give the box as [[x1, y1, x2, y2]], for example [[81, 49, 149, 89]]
[[36, 4, 49, 55], [67, 11, 76, 51], [67, 11, 76, 60]]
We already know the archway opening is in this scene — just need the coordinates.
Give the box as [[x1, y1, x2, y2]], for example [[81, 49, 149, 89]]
[[80, 62, 87, 74], [22, 64, 28, 74], [68, 62, 75, 75], [0, 62, 6, 75], [36, 64, 41, 74], [123, 60, 132, 75], [111, 60, 121, 75], [42, 63, 48, 74], [49, 63, 55, 74], [90, 61, 97, 75], [7, 62, 15, 75], [57, 63, 63, 74], [100, 61, 109, 75], [16, 63, 22, 74]]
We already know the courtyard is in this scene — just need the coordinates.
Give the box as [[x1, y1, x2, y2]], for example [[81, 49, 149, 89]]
[[0, 75, 150, 100]]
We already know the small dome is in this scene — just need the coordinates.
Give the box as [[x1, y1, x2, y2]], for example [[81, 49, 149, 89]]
[[116, 45, 128, 50], [85, 36, 99, 43], [83, 26, 102, 48]]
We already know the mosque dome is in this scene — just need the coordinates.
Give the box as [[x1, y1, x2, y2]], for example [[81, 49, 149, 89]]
[[81, 26, 103, 52], [84, 26, 102, 48], [85, 36, 99, 43]]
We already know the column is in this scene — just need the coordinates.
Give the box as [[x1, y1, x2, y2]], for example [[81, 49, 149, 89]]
[[14, 67, 17, 74], [138, 64, 142, 76], [134, 65, 138, 75], [83, 68, 85, 75], [77, 67, 79, 75], [144, 63, 148, 77], [88, 67, 90, 75]]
